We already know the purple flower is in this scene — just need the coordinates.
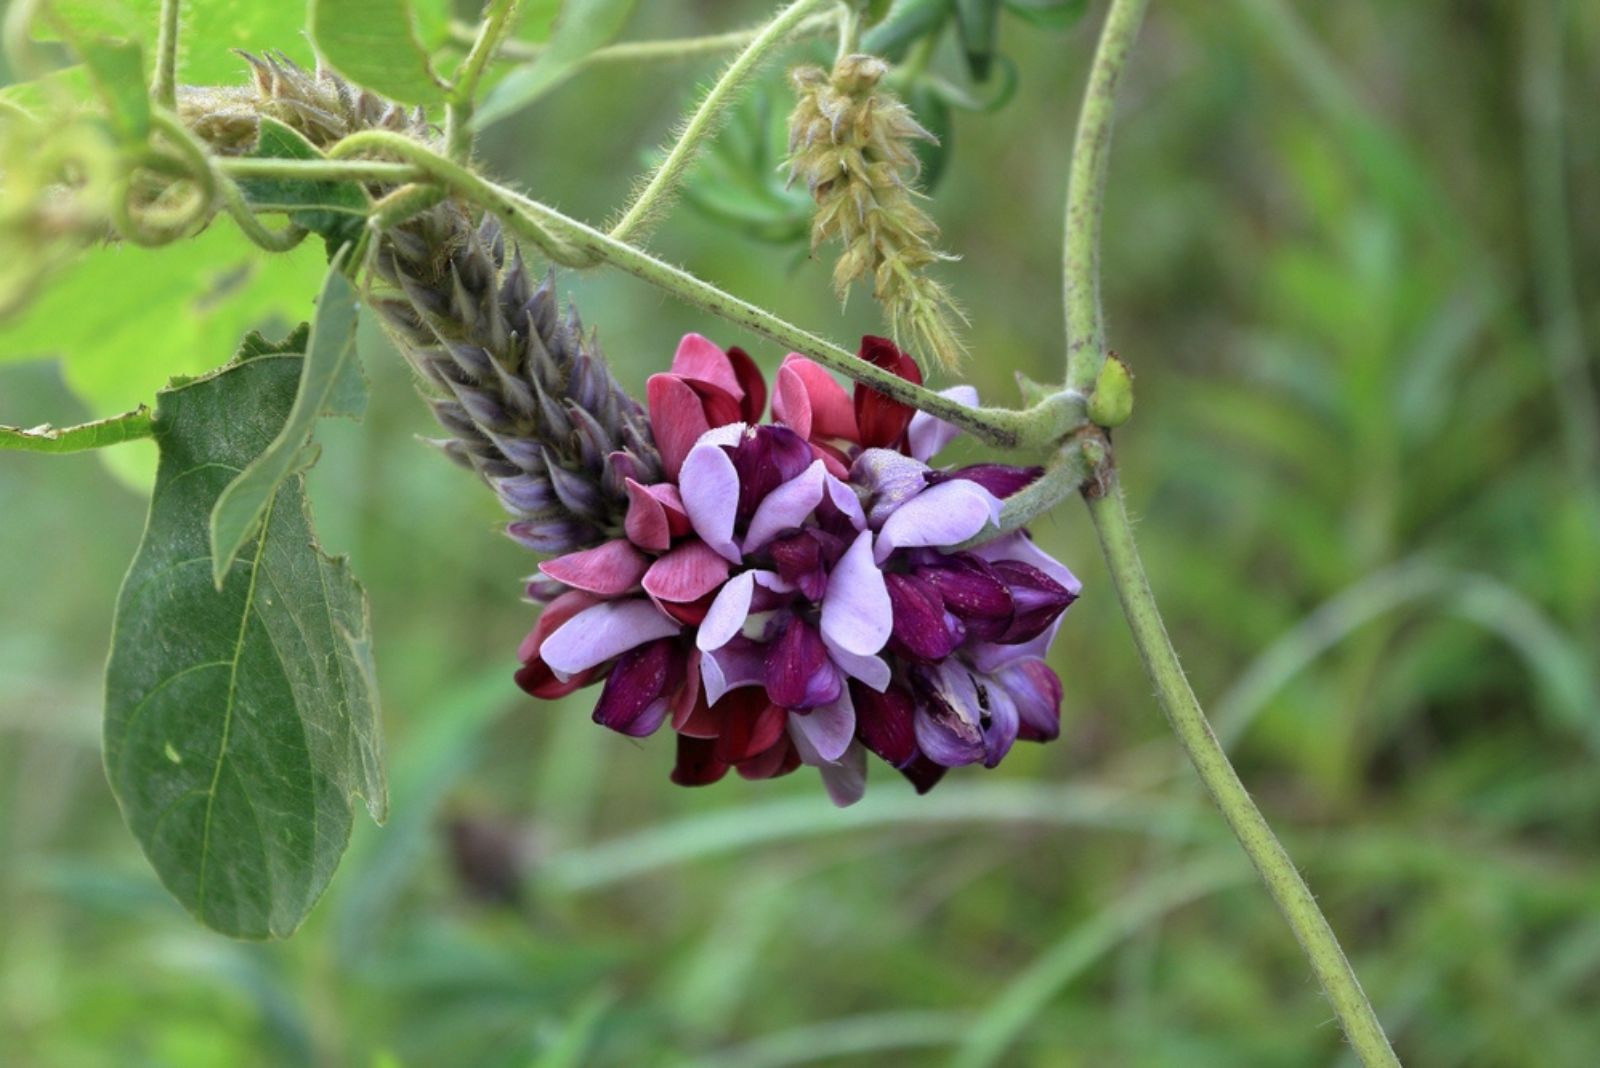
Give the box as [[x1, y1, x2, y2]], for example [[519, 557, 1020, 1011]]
[[515, 335, 1080, 806]]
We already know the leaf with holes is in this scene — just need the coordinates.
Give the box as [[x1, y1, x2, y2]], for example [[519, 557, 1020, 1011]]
[[103, 330, 386, 940]]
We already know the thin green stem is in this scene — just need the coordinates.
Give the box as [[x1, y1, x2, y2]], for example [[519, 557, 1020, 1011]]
[[609, 0, 833, 244], [152, 0, 181, 110], [1086, 477, 1400, 1068], [447, 0, 523, 160], [325, 129, 1070, 447], [447, 15, 836, 66], [217, 158, 424, 184], [835, 1, 862, 62], [956, 434, 1092, 547], [1061, 0, 1149, 393], [520, 195, 1049, 445]]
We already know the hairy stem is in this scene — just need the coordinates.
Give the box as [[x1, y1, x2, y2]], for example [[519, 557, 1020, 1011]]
[[217, 158, 425, 184], [152, 0, 181, 109], [1086, 478, 1400, 1066], [609, 0, 833, 244], [1062, 0, 1149, 393], [1060, 3, 1400, 1062], [447, 0, 524, 160], [323, 129, 1074, 447], [448, 15, 837, 66]]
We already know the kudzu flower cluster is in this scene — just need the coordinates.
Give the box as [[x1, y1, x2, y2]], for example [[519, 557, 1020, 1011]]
[[514, 335, 1079, 805]]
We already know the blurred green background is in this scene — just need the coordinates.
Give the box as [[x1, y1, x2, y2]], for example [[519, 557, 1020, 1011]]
[[3, 0, 1600, 1064]]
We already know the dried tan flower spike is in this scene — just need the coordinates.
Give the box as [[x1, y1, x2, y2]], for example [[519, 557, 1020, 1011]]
[[786, 54, 968, 371]]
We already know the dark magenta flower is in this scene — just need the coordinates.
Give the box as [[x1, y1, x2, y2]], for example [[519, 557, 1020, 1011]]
[[516, 335, 1078, 805]]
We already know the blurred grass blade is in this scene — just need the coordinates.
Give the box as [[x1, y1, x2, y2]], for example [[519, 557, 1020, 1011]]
[[701, 1011, 972, 1068], [532, 989, 616, 1068], [209, 252, 363, 587], [538, 783, 1205, 892], [952, 858, 1248, 1068], [310, 0, 449, 105], [0, 406, 152, 453], [474, 0, 637, 128]]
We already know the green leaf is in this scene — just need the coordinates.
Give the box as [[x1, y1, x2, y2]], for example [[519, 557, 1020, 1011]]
[[104, 335, 386, 940], [955, 0, 1002, 80], [906, 82, 953, 191], [1003, 0, 1087, 29], [236, 118, 371, 251], [0, 407, 153, 453], [210, 255, 363, 588], [0, 225, 326, 487], [864, 0, 954, 61], [475, 0, 637, 128], [46, 0, 314, 84], [74, 37, 150, 141], [310, 0, 449, 106]]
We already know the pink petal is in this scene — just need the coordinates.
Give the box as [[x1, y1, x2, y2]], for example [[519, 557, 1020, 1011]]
[[646, 374, 712, 479], [623, 479, 672, 552], [643, 540, 732, 604], [538, 539, 650, 596], [772, 356, 858, 443], [821, 530, 892, 656], [540, 599, 681, 679], [671, 333, 744, 400], [907, 385, 980, 462]]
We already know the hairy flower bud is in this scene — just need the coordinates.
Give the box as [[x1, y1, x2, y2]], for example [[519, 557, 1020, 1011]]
[[786, 55, 967, 370]]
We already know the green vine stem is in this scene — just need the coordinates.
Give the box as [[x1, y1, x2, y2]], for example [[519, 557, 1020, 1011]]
[[447, 0, 524, 160], [152, 0, 181, 109], [322, 129, 1080, 448], [1086, 479, 1400, 1067], [609, 0, 834, 244], [1062, 2, 1401, 1063], [1061, 0, 1148, 394], [447, 14, 837, 67]]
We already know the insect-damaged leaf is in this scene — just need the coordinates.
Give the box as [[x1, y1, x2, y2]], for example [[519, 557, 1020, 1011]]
[[104, 330, 386, 940]]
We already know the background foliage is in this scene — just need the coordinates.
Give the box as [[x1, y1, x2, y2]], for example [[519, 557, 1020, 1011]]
[[2, 0, 1598, 1064]]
